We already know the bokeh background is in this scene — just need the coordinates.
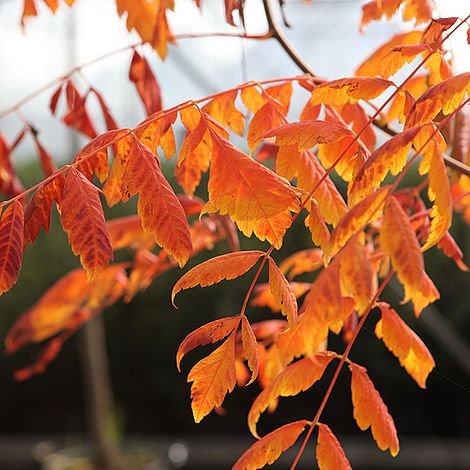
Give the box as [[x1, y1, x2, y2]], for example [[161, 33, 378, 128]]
[[0, 0, 469, 468]]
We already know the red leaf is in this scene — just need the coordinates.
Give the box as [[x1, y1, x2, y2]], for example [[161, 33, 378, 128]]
[[0, 201, 24, 295], [129, 50, 162, 116]]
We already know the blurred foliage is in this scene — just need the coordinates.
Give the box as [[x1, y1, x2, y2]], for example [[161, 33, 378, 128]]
[[0, 158, 469, 440]]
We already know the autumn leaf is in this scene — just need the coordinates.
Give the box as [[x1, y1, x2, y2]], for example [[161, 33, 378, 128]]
[[172, 250, 264, 303], [60, 168, 113, 280], [328, 187, 390, 257], [233, 420, 310, 470], [203, 132, 299, 248], [241, 316, 259, 386], [248, 355, 333, 437], [422, 145, 452, 250], [251, 282, 311, 313], [305, 200, 330, 251], [376, 302, 435, 388], [380, 196, 439, 315], [266, 120, 354, 150], [279, 248, 323, 279], [348, 126, 422, 205], [107, 215, 153, 250], [73, 128, 124, 183], [356, 30, 423, 77], [202, 90, 244, 135], [437, 232, 468, 271], [350, 363, 400, 456], [308, 77, 395, 106], [177, 316, 240, 371], [24, 177, 63, 244], [129, 50, 162, 116], [116, 0, 174, 59], [405, 72, 470, 128], [120, 135, 192, 267], [268, 258, 298, 325], [0, 201, 24, 295], [62, 80, 97, 139], [339, 236, 373, 314], [188, 330, 237, 423], [316, 423, 352, 470]]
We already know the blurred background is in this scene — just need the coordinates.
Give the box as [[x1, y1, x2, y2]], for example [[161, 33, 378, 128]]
[[0, 0, 469, 468]]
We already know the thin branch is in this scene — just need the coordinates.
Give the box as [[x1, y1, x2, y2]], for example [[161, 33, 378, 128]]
[[0, 31, 270, 120]]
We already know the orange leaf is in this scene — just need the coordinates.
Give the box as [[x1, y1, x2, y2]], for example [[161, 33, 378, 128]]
[[279, 249, 323, 280], [268, 258, 298, 325], [305, 200, 331, 251], [241, 316, 259, 386], [202, 90, 245, 135], [188, 330, 237, 423], [73, 129, 124, 183], [297, 150, 347, 226], [172, 250, 264, 303], [309, 77, 394, 106], [437, 232, 468, 271], [204, 132, 299, 248], [376, 302, 435, 388], [348, 126, 422, 205], [379, 44, 430, 79], [129, 50, 162, 116], [0, 201, 24, 295], [356, 30, 423, 77], [116, 0, 173, 59], [406, 72, 470, 128], [177, 316, 240, 371], [316, 423, 352, 470], [233, 420, 310, 470], [380, 196, 439, 315], [60, 168, 113, 281], [120, 135, 192, 267], [350, 363, 399, 456], [247, 103, 282, 152], [422, 145, 452, 250], [339, 236, 373, 314], [248, 355, 333, 437], [24, 177, 63, 244], [328, 187, 390, 257], [277, 260, 354, 364], [266, 120, 354, 150], [107, 215, 153, 250], [251, 282, 311, 312]]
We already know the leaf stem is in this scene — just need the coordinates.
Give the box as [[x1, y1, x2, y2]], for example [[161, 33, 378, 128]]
[[289, 270, 394, 470]]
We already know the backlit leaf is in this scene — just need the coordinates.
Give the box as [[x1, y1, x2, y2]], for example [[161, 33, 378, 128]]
[[268, 258, 298, 325], [241, 316, 259, 386], [380, 196, 439, 315], [0, 201, 24, 295], [328, 187, 390, 257], [172, 250, 264, 303], [309, 77, 394, 106], [406, 72, 470, 128], [204, 133, 299, 248], [177, 316, 240, 371], [376, 302, 435, 388], [233, 420, 310, 470], [248, 355, 333, 437], [188, 330, 237, 423], [316, 423, 352, 470], [120, 135, 192, 267], [60, 168, 113, 280]]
